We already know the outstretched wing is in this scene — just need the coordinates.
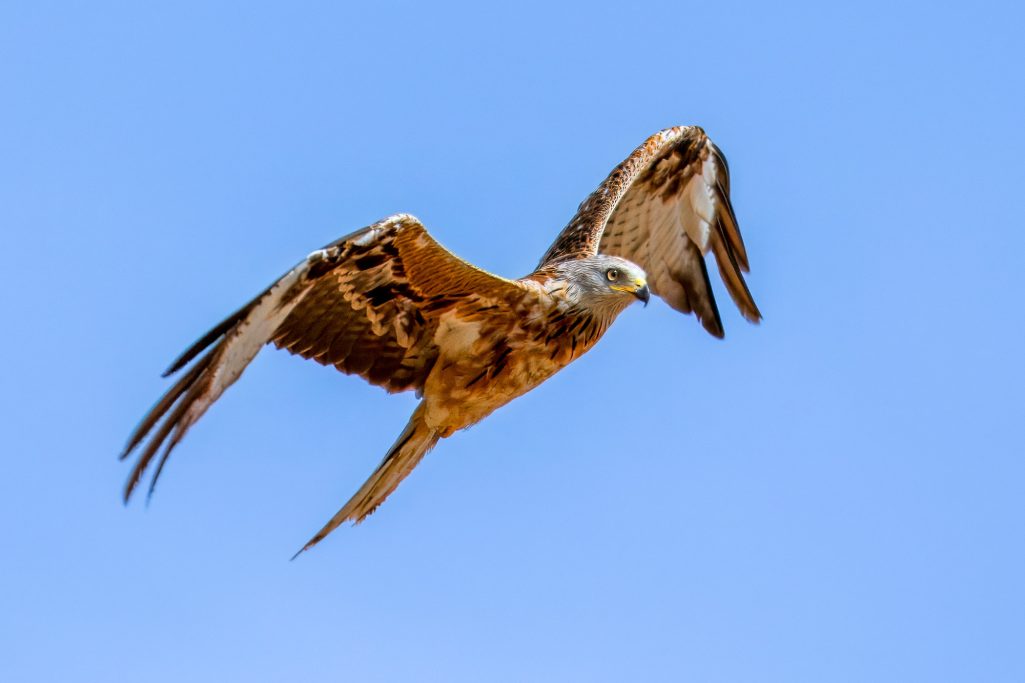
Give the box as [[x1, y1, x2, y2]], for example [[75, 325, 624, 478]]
[[121, 213, 525, 501], [538, 126, 760, 337]]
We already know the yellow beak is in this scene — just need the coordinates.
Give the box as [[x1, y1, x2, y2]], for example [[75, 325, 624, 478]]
[[613, 280, 650, 306], [634, 282, 650, 306]]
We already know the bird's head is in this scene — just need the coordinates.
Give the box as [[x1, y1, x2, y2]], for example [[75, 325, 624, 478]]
[[553, 255, 650, 312]]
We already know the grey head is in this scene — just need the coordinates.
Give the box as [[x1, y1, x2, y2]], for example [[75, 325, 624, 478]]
[[550, 254, 650, 313]]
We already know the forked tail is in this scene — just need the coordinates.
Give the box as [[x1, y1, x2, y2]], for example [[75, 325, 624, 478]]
[[292, 403, 439, 558]]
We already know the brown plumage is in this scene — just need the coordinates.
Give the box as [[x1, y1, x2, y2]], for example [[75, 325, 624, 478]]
[[121, 126, 761, 556], [541, 126, 761, 337]]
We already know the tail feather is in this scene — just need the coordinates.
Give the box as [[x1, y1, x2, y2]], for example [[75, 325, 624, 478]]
[[292, 404, 439, 558]]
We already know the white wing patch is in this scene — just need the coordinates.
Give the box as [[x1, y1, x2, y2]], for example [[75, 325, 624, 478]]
[[121, 250, 325, 500], [178, 259, 314, 435], [681, 156, 718, 252], [208, 264, 308, 401]]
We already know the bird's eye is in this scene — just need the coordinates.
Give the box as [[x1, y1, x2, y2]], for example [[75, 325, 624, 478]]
[[606, 268, 619, 281]]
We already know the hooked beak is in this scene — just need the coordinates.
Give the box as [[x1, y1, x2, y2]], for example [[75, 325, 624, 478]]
[[634, 283, 650, 307]]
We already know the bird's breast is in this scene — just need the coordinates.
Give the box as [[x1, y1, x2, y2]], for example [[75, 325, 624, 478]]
[[421, 299, 607, 434]]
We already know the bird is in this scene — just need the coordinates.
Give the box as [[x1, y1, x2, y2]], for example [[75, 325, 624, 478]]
[[121, 125, 761, 557]]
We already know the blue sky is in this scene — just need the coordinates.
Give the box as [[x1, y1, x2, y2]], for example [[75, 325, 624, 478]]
[[1, 1, 1023, 681]]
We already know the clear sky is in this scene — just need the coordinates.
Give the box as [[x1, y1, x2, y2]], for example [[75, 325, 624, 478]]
[[1, 2, 1023, 681]]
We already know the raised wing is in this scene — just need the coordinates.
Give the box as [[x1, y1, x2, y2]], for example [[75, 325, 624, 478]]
[[539, 126, 760, 337], [121, 213, 525, 501]]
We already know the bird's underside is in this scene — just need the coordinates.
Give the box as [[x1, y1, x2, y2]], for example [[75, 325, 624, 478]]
[[121, 125, 761, 556]]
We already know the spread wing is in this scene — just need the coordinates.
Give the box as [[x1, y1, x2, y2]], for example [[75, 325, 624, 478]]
[[121, 213, 525, 501], [539, 126, 760, 337]]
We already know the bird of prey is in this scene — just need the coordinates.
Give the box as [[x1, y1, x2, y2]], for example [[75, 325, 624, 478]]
[[121, 125, 761, 556]]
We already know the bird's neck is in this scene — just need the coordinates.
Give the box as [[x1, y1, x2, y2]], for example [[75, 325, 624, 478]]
[[535, 292, 624, 367]]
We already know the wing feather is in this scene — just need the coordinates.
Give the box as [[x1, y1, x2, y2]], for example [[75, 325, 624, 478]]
[[538, 126, 761, 336], [121, 213, 525, 501]]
